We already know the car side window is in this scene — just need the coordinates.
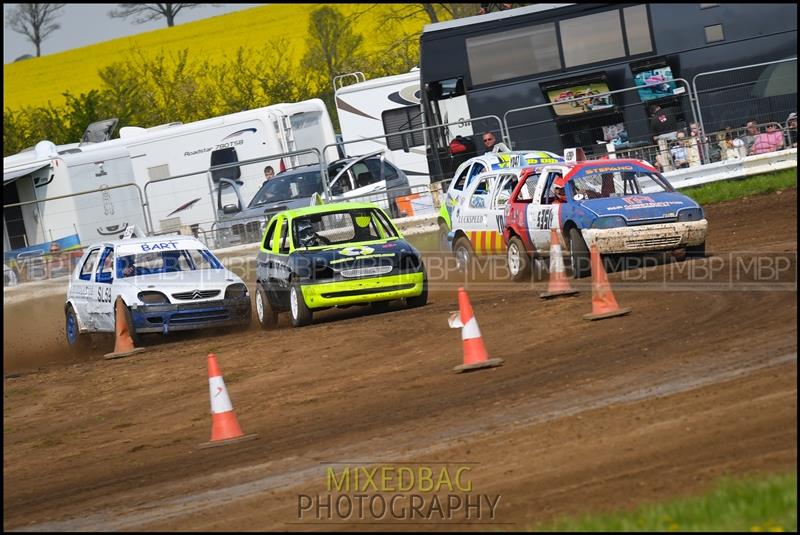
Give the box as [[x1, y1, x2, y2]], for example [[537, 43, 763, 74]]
[[96, 247, 114, 283], [467, 163, 486, 183], [262, 218, 278, 251], [452, 165, 470, 191], [330, 174, 354, 195], [469, 176, 492, 209], [79, 249, 100, 281], [352, 162, 379, 188], [382, 161, 398, 181], [541, 171, 563, 204], [278, 220, 291, 254]]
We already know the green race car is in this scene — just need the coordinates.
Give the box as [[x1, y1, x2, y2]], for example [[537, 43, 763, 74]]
[[254, 202, 428, 328]]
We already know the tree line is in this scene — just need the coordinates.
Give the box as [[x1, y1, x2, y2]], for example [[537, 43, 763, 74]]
[[3, 6, 422, 156]]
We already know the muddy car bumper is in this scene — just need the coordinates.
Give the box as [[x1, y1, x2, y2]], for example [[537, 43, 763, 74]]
[[300, 272, 425, 309], [582, 220, 708, 254], [130, 297, 251, 334]]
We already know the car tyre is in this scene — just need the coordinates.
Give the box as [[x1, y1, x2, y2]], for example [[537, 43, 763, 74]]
[[406, 269, 429, 308], [370, 300, 391, 313], [437, 221, 451, 253], [507, 236, 531, 282], [255, 284, 277, 330], [65, 305, 91, 351], [685, 241, 706, 259], [289, 281, 313, 327], [453, 236, 474, 273], [568, 228, 591, 279]]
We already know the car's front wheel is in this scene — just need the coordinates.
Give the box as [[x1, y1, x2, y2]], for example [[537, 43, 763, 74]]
[[507, 236, 531, 282], [453, 236, 474, 273], [568, 228, 591, 279], [65, 305, 91, 351], [255, 284, 277, 330], [685, 241, 706, 259], [289, 282, 313, 327]]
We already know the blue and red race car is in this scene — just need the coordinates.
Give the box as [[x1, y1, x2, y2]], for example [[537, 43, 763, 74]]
[[502, 158, 708, 279]]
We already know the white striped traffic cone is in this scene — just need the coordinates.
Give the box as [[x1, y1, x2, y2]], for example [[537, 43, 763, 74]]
[[540, 229, 580, 299], [199, 353, 258, 448], [449, 287, 504, 373]]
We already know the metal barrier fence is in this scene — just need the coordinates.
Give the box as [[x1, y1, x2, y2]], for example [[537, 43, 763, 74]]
[[503, 78, 699, 161], [2, 183, 149, 284], [143, 147, 325, 237]]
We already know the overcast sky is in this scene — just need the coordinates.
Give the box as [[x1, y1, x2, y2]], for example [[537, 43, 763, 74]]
[[3, 4, 261, 64]]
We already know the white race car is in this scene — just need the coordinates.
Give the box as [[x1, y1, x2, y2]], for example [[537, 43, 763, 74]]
[[437, 150, 562, 248], [65, 236, 251, 349]]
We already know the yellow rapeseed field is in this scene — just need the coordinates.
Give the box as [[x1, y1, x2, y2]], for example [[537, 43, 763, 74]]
[[3, 4, 431, 111]]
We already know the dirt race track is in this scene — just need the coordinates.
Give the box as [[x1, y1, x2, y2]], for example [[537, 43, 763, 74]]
[[3, 189, 797, 531]]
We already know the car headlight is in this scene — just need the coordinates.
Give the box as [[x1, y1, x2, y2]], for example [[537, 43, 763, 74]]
[[592, 216, 627, 229], [677, 207, 704, 222], [137, 291, 169, 304], [397, 252, 421, 271], [224, 283, 249, 299]]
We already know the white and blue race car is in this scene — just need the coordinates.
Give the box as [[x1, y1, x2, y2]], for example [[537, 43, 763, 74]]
[[65, 236, 251, 349]]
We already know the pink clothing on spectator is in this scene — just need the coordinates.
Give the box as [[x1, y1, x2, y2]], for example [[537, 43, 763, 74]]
[[750, 130, 785, 155]]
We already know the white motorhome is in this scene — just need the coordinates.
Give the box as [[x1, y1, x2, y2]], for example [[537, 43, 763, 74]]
[[3, 139, 147, 257], [115, 99, 339, 234], [334, 69, 433, 189]]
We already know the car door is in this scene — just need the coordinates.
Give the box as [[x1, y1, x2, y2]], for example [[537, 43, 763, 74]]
[[486, 173, 518, 254], [258, 217, 283, 303], [527, 167, 567, 252], [93, 246, 116, 332], [454, 173, 496, 256], [72, 247, 101, 330], [272, 217, 294, 309]]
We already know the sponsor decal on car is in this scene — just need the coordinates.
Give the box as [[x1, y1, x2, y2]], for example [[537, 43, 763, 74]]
[[338, 245, 376, 257]]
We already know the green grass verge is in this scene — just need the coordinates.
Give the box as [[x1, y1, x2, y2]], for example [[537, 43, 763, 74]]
[[534, 472, 797, 532], [680, 169, 797, 205]]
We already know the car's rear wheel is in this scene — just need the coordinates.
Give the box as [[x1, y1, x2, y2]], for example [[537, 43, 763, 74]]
[[289, 282, 313, 327], [568, 228, 591, 279], [255, 284, 277, 330], [507, 236, 531, 282], [453, 236, 474, 273], [65, 305, 91, 351]]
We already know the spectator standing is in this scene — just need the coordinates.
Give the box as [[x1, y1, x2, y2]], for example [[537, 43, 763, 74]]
[[263, 165, 275, 181], [649, 104, 677, 141], [750, 123, 785, 155]]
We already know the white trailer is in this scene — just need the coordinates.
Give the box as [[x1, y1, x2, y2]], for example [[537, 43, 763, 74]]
[[116, 99, 339, 233], [3, 140, 147, 256], [334, 69, 435, 189]]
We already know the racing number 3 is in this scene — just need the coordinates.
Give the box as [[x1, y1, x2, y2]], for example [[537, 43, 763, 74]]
[[536, 208, 554, 230]]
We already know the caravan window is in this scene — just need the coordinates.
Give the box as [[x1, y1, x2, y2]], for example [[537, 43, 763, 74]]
[[382, 106, 425, 150], [210, 147, 241, 184]]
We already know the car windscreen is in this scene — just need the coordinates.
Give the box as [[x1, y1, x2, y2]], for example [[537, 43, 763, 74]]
[[116, 248, 223, 278], [248, 169, 323, 207], [571, 169, 672, 199], [292, 208, 398, 248]]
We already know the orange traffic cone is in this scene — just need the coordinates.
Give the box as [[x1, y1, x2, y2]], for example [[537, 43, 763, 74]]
[[449, 287, 504, 373], [104, 298, 146, 359], [199, 353, 258, 448], [583, 245, 632, 320], [540, 229, 580, 299]]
